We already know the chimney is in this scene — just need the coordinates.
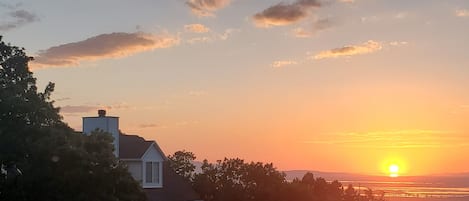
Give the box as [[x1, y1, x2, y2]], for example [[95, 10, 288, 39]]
[[83, 110, 120, 157], [98, 109, 106, 117]]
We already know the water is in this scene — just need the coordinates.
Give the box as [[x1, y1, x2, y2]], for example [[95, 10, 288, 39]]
[[341, 180, 469, 198]]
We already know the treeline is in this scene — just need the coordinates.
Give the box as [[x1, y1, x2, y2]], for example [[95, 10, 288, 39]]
[[169, 151, 385, 201]]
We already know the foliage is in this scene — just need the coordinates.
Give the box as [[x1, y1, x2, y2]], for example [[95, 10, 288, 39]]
[[0, 36, 146, 201], [169, 150, 388, 201], [168, 150, 196, 181], [192, 158, 286, 201]]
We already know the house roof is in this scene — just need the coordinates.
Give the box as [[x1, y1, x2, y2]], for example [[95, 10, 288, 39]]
[[119, 134, 166, 159], [145, 162, 201, 201]]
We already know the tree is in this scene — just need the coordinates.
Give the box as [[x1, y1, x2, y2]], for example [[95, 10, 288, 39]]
[[344, 184, 358, 201], [192, 158, 287, 201], [0, 36, 146, 201], [168, 150, 196, 181]]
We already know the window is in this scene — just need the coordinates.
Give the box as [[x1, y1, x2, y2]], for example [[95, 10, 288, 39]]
[[145, 161, 160, 184]]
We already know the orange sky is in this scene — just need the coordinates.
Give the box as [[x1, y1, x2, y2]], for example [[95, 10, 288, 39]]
[[3, 0, 469, 176]]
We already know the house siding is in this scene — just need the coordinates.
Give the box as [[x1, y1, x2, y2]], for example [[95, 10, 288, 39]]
[[124, 160, 143, 184]]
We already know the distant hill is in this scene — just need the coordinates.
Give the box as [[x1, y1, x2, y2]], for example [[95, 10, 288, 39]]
[[282, 170, 469, 188], [191, 161, 469, 187]]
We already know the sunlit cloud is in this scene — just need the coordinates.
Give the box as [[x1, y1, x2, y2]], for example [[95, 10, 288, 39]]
[[313, 40, 382, 60], [302, 130, 467, 149], [456, 9, 469, 17], [31, 32, 179, 69], [186, 0, 231, 17], [185, 23, 210, 33], [271, 60, 298, 68], [0, 9, 39, 31], [252, 0, 321, 28]]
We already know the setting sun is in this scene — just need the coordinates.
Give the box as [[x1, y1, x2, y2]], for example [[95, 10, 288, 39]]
[[389, 164, 399, 177]]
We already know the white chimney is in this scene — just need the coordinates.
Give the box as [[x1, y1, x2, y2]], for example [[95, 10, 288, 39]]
[[82, 110, 119, 157]]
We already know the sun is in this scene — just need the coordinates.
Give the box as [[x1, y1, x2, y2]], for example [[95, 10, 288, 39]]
[[389, 164, 399, 177]]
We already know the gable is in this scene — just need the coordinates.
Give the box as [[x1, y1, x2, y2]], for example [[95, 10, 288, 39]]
[[142, 143, 165, 161]]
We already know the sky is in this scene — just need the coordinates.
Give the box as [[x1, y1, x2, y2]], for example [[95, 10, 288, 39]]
[[1, 0, 469, 176]]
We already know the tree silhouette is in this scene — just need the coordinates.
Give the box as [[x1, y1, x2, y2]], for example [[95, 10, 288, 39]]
[[168, 150, 197, 181], [0, 36, 146, 201], [169, 150, 388, 201]]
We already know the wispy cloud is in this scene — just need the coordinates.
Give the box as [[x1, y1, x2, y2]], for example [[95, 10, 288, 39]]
[[60, 102, 133, 114], [252, 0, 321, 28], [394, 12, 408, 19], [302, 130, 466, 149], [186, 0, 231, 17], [456, 9, 469, 17], [313, 40, 382, 60], [31, 32, 179, 69], [271, 60, 298, 68], [139, 123, 160, 128], [0, 9, 39, 31], [291, 18, 333, 38], [389, 41, 408, 47], [185, 23, 210, 33], [60, 105, 97, 114], [185, 28, 239, 44]]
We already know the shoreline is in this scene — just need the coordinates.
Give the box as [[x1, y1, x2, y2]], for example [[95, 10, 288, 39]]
[[387, 196, 469, 201]]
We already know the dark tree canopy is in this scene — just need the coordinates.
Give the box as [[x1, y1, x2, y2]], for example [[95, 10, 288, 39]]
[[168, 150, 388, 201], [0, 36, 146, 201], [168, 150, 196, 181]]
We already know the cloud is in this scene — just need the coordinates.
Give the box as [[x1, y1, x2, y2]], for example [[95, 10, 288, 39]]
[[271, 60, 298, 68], [394, 12, 408, 19], [0, 9, 39, 31], [313, 40, 382, 60], [185, 23, 210, 33], [252, 0, 321, 28], [139, 124, 159, 128], [60, 105, 98, 114], [55, 97, 71, 102], [292, 18, 333, 38], [185, 28, 239, 44], [389, 41, 408, 46], [186, 0, 231, 17], [292, 28, 312, 38], [31, 32, 179, 69], [339, 0, 354, 3], [456, 9, 469, 17], [60, 103, 132, 114], [187, 37, 212, 44]]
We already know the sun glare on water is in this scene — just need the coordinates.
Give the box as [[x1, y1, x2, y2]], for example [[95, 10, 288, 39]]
[[389, 164, 399, 177]]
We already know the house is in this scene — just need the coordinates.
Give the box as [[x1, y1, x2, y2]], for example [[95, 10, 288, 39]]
[[82, 110, 201, 201]]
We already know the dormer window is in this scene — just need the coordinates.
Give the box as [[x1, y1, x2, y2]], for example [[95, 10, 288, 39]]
[[143, 161, 162, 188]]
